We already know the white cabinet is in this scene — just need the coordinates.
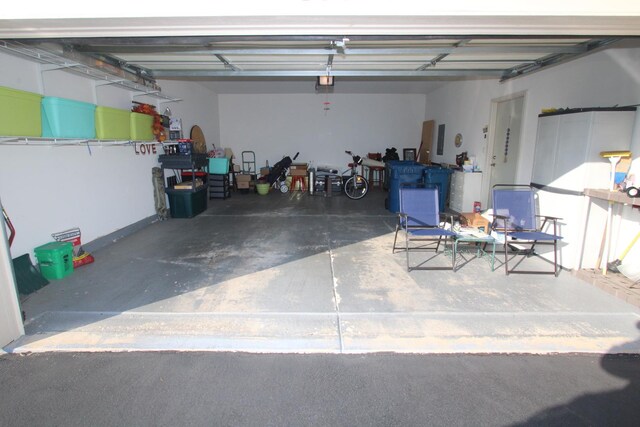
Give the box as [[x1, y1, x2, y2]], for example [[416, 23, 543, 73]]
[[449, 171, 483, 212], [532, 109, 636, 192], [531, 108, 636, 270]]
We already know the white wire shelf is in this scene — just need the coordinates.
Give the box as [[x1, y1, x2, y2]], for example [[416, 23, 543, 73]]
[[0, 136, 163, 147], [0, 40, 182, 103]]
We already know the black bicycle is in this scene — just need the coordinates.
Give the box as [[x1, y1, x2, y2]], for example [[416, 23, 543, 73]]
[[343, 151, 369, 200]]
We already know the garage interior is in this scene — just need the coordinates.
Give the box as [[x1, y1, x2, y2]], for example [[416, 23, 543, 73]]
[[1, 7, 640, 353]]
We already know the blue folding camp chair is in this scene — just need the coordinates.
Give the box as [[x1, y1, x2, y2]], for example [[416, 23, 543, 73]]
[[491, 185, 563, 276], [392, 185, 456, 271]]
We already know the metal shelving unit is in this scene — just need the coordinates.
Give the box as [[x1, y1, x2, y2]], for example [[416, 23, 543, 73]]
[[159, 153, 209, 190]]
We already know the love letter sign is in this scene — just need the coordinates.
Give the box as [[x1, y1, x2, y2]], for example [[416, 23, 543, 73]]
[[135, 143, 157, 155]]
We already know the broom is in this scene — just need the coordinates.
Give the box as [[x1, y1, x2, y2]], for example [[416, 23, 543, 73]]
[[607, 231, 640, 273]]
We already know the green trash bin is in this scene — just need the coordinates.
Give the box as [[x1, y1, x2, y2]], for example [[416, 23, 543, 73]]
[[34, 241, 74, 280]]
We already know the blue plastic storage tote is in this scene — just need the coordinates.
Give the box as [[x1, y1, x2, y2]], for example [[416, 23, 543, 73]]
[[41, 97, 96, 139], [387, 161, 426, 213], [423, 166, 453, 212]]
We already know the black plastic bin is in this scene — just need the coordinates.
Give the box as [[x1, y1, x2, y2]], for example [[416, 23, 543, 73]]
[[387, 161, 427, 213], [166, 186, 207, 218], [423, 166, 453, 212]]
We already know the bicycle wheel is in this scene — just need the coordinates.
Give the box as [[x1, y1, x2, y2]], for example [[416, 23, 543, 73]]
[[344, 175, 368, 200]]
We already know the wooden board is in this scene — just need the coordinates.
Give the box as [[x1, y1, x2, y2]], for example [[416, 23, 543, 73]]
[[418, 120, 435, 164], [173, 178, 204, 189], [190, 125, 207, 153]]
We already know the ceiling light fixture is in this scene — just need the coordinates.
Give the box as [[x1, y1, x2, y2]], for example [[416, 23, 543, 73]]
[[317, 75, 334, 87]]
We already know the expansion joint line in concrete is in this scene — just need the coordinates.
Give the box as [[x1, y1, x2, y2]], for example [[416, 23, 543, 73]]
[[326, 238, 344, 353]]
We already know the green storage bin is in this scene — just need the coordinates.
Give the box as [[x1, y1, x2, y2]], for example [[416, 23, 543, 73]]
[[0, 86, 43, 136], [34, 241, 74, 280], [96, 106, 131, 140], [166, 186, 207, 218], [130, 112, 154, 141], [42, 96, 97, 139]]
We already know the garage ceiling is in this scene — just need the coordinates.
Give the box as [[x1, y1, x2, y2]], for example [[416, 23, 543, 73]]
[[0, 36, 622, 86], [1, 9, 639, 94]]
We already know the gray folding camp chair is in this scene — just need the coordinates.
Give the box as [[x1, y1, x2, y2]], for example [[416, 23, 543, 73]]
[[392, 185, 456, 271], [491, 185, 563, 276]]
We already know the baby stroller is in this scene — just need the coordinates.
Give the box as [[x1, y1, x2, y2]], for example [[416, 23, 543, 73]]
[[266, 152, 299, 193]]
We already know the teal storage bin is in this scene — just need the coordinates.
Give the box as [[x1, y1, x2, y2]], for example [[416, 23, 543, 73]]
[[42, 97, 96, 139], [209, 157, 229, 174]]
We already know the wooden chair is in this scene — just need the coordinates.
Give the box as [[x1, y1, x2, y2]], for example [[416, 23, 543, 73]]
[[366, 153, 385, 189]]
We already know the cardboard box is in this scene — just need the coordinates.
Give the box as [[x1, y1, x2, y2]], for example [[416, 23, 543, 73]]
[[237, 181, 250, 189], [290, 169, 308, 176], [290, 163, 308, 171], [236, 174, 252, 183], [260, 167, 271, 176], [460, 212, 490, 233]]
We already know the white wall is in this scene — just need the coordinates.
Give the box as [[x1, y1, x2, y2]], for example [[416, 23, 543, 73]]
[[425, 42, 640, 185], [157, 79, 220, 151], [0, 144, 160, 258], [0, 51, 218, 260], [425, 42, 640, 270], [424, 79, 498, 169], [218, 93, 426, 171]]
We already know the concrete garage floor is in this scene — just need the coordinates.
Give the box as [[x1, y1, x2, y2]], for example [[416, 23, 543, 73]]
[[7, 189, 640, 354]]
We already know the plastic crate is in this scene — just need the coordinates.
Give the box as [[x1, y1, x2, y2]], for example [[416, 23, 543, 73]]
[[166, 186, 207, 218], [96, 106, 131, 140], [209, 157, 230, 174], [41, 97, 96, 139], [423, 167, 454, 212], [34, 241, 74, 280], [130, 112, 154, 141], [0, 86, 43, 136], [387, 161, 427, 213]]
